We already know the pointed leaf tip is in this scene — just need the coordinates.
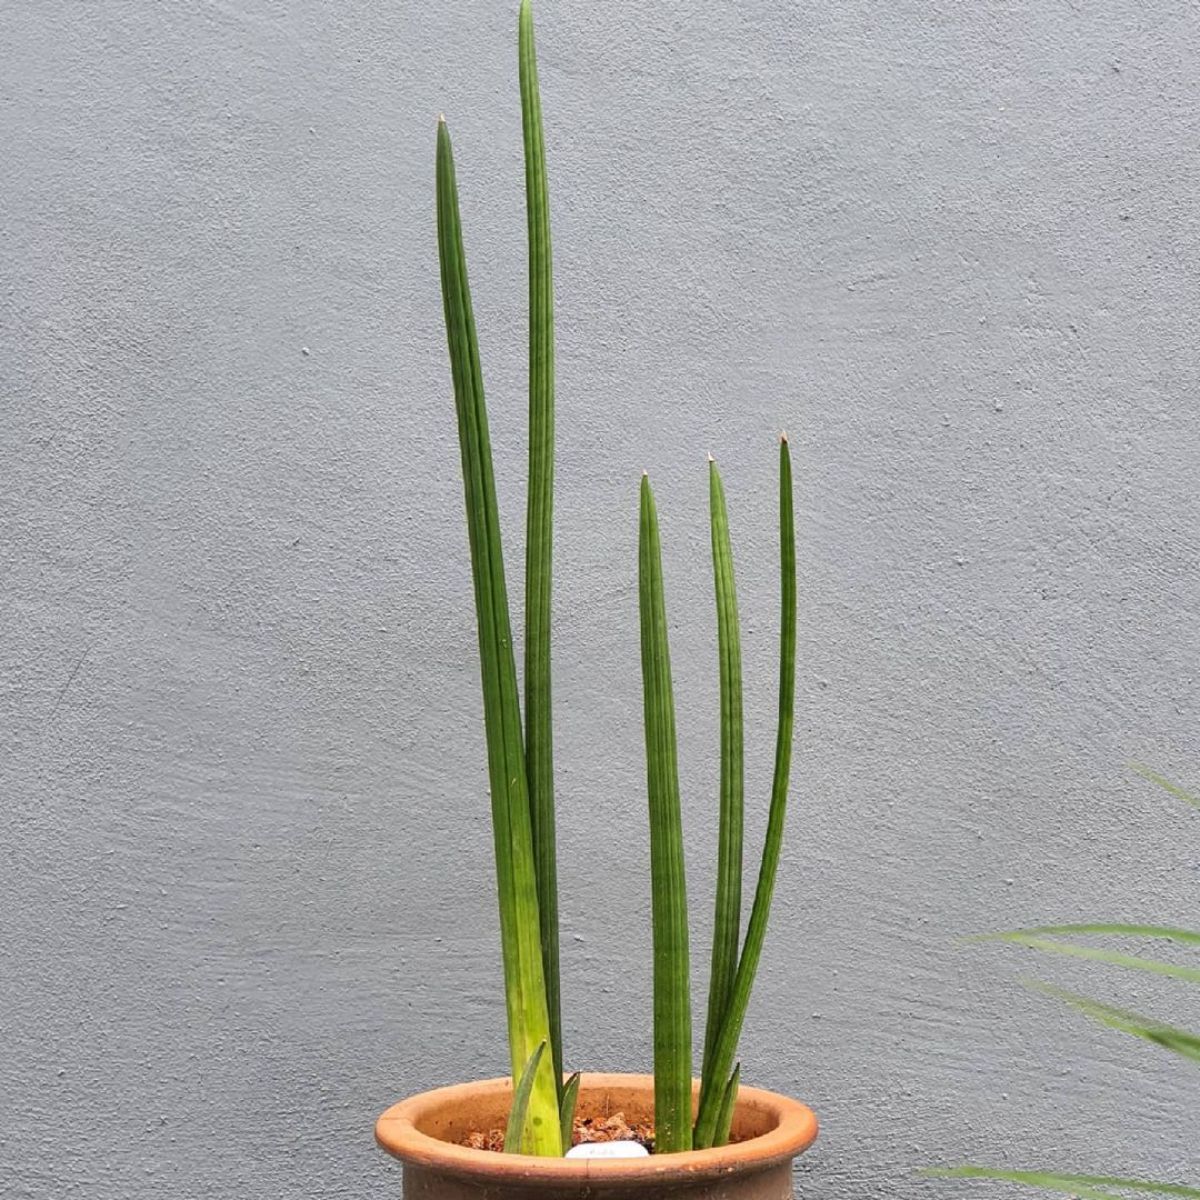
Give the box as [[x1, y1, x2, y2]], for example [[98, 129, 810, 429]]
[[780, 431, 788, 444]]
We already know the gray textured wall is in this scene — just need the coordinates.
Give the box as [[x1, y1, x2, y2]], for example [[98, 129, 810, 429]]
[[4, 1, 1199, 1197]]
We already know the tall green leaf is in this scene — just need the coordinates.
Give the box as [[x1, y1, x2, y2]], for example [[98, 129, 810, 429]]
[[436, 116, 561, 1156], [700, 457, 744, 1112], [638, 474, 693, 1154], [694, 436, 796, 1149], [504, 1041, 549, 1153], [518, 0, 562, 1094]]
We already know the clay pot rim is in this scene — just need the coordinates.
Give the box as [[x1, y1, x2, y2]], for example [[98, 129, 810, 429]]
[[375, 1072, 818, 1187]]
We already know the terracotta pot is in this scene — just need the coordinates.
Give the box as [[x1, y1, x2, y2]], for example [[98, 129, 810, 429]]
[[375, 1072, 818, 1200]]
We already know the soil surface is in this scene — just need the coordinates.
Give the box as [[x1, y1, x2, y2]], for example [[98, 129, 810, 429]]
[[464, 1111, 655, 1154]]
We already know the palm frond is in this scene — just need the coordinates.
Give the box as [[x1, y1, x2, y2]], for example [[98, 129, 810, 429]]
[[972, 932, 1200, 985], [925, 1167, 1200, 1200], [1130, 764, 1200, 810], [1028, 981, 1200, 1064]]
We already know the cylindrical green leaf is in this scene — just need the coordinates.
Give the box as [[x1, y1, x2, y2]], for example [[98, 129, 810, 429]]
[[436, 115, 562, 1156], [559, 1070, 581, 1151], [714, 1062, 741, 1148], [694, 437, 795, 1148], [518, 0, 563, 1094], [699, 458, 744, 1117], [638, 474, 693, 1154]]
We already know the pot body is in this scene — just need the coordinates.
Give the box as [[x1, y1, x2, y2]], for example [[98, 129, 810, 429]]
[[376, 1073, 818, 1200]]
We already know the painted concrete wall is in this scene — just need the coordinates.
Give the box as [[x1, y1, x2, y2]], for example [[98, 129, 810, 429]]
[[5, 2, 1199, 1197]]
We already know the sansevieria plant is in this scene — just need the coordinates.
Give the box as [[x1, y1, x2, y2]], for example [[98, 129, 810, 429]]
[[434, 1, 798, 1156]]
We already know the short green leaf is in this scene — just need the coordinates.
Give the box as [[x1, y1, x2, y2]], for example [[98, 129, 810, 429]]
[[559, 1071, 581, 1152], [713, 1063, 741, 1149], [505, 1041, 549, 1154]]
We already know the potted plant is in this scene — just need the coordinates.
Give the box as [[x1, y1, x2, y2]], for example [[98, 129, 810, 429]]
[[376, 5, 818, 1197]]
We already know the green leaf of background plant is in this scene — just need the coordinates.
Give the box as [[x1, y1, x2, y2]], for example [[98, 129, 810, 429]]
[[935, 765, 1199, 1196], [504, 1041, 548, 1153], [974, 933, 1200, 984], [518, 0, 563, 1095], [969, 923, 1200, 946], [638, 474, 693, 1154], [1028, 981, 1200, 1064], [925, 1167, 1200, 1199], [1130, 764, 1200, 809]]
